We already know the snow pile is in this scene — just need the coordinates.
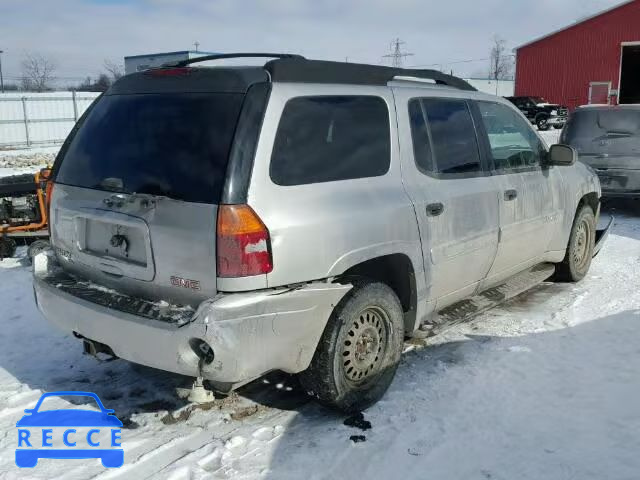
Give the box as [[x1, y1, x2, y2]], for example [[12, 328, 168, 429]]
[[0, 152, 56, 169], [0, 146, 59, 175]]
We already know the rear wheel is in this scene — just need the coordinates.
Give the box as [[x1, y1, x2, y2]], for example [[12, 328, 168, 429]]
[[299, 280, 404, 412], [555, 205, 596, 282], [27, 239, 49, 262]]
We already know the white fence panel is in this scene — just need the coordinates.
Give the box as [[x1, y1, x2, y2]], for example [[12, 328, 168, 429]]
[[0, 92, 101, 148]]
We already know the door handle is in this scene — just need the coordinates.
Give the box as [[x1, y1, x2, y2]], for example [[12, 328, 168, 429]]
[[426, 202, 444, 217], [504, 189, 518, 201]]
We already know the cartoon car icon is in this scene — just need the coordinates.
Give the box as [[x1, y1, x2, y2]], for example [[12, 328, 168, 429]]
[[16, 391, 123, 468]]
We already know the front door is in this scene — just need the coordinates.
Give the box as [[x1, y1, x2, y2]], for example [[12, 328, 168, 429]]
[[395, 90, 500, 309], [473, 100, 560, 284]]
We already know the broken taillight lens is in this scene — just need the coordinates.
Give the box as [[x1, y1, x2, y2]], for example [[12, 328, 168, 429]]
[[216, 204, 273, 278]]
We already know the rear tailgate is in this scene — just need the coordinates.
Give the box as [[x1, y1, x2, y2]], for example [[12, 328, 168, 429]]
[[51, 85, 246, 306]]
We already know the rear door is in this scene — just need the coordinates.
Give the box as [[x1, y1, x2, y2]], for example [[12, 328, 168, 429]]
[[51, 90, 245, 305], [473, 100, 561, 282], [396, 90, 499, 308]]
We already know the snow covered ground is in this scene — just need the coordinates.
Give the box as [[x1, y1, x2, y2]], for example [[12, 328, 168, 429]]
[[0, 146, 58, 177], [2, 130, 640, 479]]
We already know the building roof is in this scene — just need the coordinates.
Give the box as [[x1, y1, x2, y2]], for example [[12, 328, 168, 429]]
[[515, 0, 637, 50], [124, 50, 218, 60]]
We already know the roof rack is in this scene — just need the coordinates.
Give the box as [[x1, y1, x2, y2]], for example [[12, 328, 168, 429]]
[[163, 53, 305, 68], [265, 59, 476, 90], [160, 53, 476, 91]]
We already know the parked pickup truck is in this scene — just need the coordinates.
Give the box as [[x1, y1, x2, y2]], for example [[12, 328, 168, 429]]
[[33, 54, 611, 412], [505, 96, 569, 131]]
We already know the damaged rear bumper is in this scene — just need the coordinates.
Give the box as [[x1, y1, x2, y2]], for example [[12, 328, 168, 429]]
[[33, 251, 351, 390]]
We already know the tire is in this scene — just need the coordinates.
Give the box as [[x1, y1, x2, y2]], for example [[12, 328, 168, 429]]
[[27, 239, 49, 262], [553, 125, 563, 130], [0, 237, 17, 259], [536, 114, 550, 131], [299, 280, 404, 412], [555, 205, 596, 282]]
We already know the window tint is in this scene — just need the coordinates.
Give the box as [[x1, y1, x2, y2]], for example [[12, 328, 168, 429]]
[[56, 93, 244, 203], [477, 101, 544, 170], [270, 96, 390, 186], [421, 98, 481, 175], [408, 99, 434, 173]]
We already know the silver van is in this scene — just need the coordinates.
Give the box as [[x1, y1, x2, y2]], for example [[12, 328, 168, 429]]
[[34, 54, 610, 411], [562, 105, 640, 198]]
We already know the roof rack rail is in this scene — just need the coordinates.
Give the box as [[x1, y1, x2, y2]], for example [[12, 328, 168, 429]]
[[264, 59, 477, 91], [163, 53, 306, 68]]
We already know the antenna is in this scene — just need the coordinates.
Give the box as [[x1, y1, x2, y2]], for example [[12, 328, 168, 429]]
[[383, 38, 414, 68], [193, 41, 200, 52]]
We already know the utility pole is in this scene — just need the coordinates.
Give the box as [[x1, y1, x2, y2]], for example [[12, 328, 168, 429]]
[[383, 38, 413, 68], [0, 50, 4, 93], [194, 41, 200, 52]]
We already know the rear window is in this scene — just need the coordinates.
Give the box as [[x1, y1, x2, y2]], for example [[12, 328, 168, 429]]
[[55, 93, 244, 203], [270, 96, 390, 186], [562, 109, 640, 156]]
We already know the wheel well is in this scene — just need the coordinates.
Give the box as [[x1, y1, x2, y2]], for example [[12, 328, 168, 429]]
[[578, 192, 599, 216], [341, 254, 417, 333]]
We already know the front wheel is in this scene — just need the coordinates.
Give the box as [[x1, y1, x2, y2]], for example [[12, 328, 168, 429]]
[[299, 280, 404, 412], [555, 205, 596, 282], [536, 114, 550, 131]]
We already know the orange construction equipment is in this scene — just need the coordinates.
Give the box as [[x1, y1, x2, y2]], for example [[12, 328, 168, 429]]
[[0, 168, 52, 260]]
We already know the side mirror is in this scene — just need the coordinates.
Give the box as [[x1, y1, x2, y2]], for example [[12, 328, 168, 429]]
[[546, 144, 577, 166]]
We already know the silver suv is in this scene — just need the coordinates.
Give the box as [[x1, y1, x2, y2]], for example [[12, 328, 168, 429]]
[[34, 54, 611, 411]]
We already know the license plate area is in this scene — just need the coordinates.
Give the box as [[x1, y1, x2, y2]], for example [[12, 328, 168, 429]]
[[81, 219, 147, 266], [73, 210, 155, 281], [598, 174, 627, 187]]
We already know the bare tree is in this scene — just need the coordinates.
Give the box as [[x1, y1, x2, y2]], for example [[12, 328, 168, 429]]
[[489, 35, 513, 81], [103, 59, 124, 81], [21, 53, 56, 92]]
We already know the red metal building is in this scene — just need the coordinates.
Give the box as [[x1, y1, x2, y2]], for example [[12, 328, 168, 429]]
[[515, 0, 640, 110]]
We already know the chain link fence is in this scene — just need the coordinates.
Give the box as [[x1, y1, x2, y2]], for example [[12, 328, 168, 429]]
[[0, 92, 101, 149]]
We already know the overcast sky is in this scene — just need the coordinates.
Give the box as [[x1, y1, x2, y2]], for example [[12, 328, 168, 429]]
[[0, 0, 626, 86]]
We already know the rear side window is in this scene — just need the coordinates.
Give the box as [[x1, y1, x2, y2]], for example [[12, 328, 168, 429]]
[[270, 96, 390, 186], [55, 93, 244, 203], [562, 108, 640, 155], [412, 98, 481, 175]]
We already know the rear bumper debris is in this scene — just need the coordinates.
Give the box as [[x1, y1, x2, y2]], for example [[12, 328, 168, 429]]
[[33, 250, 351, 390]]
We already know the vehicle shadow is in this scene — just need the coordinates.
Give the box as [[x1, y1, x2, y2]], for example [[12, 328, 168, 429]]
[[261, 310, 640, 480]]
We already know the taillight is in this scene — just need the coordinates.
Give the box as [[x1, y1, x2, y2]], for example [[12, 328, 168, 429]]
[[216, 204, 273, 278]]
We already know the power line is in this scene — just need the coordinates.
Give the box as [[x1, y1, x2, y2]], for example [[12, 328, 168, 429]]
[[382, 38, 413, 68], [408, 54, 516, 70]]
